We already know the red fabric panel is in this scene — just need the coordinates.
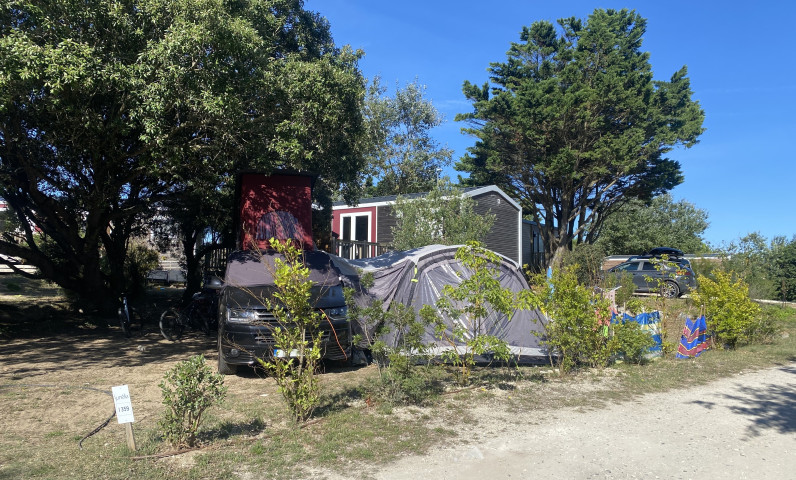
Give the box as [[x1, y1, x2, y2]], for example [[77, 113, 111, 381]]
[[239, 174, 314, 250]]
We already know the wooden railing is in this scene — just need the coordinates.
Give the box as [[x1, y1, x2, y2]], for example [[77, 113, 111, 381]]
[[331, 239, 392, 260]]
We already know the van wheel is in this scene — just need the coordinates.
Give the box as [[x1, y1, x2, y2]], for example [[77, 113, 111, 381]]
[[660, 281, 680, 298]]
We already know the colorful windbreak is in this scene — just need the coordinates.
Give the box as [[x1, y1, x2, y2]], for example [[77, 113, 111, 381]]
[[676, 315, 710, 358]]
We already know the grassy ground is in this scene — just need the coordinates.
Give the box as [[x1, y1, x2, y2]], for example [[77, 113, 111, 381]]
[[0, 277, 794, 480]]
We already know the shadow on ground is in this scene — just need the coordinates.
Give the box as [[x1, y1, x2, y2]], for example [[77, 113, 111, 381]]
[[0, 286, 219, 376], [690, 365, 796, 437]]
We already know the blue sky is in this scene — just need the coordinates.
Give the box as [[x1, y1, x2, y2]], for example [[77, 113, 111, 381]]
[[305, 1, 796, 248]]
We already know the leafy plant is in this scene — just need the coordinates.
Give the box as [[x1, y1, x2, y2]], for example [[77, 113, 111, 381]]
[[425, 242, 537, 384], [158, 355, 227, 448], [346, 273, 440, 405], [602, 270, 636, 310], [614, 320, 656, 364], [256, 239, 324, 422], [122, 241, 160, 296], [562, 243, 606, 287], [534, 267, 616, 373], [691, 269, 761, 349]]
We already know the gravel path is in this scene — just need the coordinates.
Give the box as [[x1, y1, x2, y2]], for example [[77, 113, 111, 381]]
[[375, 363, 796, 480]]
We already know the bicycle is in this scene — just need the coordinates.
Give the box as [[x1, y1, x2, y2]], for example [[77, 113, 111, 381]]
[[118, 294, 144, 337], [159, 285, 219, 341]]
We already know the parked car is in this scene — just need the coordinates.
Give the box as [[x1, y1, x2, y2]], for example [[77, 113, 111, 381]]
[[606, 256, 696, 298], [217, 249, 351, 375]]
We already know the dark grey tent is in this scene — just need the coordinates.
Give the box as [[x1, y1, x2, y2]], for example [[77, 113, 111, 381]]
[[330, 245, 548, 361]]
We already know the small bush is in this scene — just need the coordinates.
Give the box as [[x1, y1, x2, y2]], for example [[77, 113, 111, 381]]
[[360, 356, 444, 406], [562, 243, 606, 286], [124, 242, 160, 296], [691, 269, 761, 349], [347, 281, 440, 405], [603, 270, 636, 310], [749, 304, 785, 344], [533, 267, 616, 373], [256, 239, 324, 423], [614, 320, 656, 364], [159, 355, 227, 448]]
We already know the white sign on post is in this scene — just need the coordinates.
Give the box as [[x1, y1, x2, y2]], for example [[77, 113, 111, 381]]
[[111, 385, 135, 424]]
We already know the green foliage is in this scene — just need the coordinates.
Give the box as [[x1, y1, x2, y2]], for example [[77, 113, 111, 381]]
[[122, 241, 160, 297], [562, 243, 606, 286], [426, 242, 537, 384], [456, 9, 704, 266], [3, 280, 21, 292], [346, 276, 439, 405], [256, 239, 323, 423], [390, 179, 495, 251], [158, 355, 227, 448], [772, 236, 796, 302], [613, 320, 656, 364], [689, 257, 720, 280], [363, 78, 453, 196], [596, 194, 710, 255], [534, 267, 616, 373], [714, 233, 796, 302], [691, 269, 761, 349], [602, 270, 636, 310], [719, 232, 777, 300], [0, 0, 366, 306]]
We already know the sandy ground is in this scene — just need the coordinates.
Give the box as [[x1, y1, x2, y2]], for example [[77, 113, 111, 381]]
[[372, 363, 796, 480]]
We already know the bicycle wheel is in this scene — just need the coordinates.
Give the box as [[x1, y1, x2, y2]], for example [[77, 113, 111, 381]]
[[118, 303, 132, 338], [160, 308, 185, 341]]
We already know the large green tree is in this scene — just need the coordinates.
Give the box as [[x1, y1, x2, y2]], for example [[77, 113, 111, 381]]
[[0, 0, 366, 308], [362, 78, 452, 196], [456, 9, 704, 267], [595, 194, 709, 255]]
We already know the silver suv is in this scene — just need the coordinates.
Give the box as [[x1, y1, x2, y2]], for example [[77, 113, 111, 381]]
[[607, 256, 696, 298]]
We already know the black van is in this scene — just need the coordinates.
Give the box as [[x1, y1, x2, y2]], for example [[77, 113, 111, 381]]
[[217, 250, 351, 374]]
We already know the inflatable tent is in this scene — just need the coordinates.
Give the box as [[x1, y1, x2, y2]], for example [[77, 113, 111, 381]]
[[331, 245, 548, 361]]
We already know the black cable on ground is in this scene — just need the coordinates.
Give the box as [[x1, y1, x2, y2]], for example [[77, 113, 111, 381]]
[[0, 382, 116, 449]]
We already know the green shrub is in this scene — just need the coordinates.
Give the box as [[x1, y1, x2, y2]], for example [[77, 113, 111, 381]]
[[749, 304, 785, 344], [391, 179, 495, 251], [158, 355, 227, 448], [614, 320, 656, 364], [562, 243, 606, 286], [603, 270, 636, 310], [256, 239, 324, 423], [347, 279, 440, 405], [124, 241, 160, 296], [533, 267, 616, 373], [691, 269, 761, 349]]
